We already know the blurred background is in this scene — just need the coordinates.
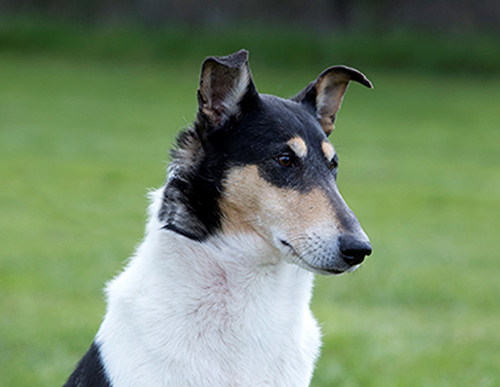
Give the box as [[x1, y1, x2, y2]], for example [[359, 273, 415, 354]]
[[0, 1, 499, 386]]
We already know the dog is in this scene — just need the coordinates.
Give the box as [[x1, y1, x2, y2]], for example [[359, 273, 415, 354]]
[[64, 49, 373, 387]]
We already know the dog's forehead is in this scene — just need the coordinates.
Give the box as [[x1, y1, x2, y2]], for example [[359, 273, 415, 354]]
[[222, 94, 335, 167], [264, 95, 324, 138], [244, 94, 326, 144]]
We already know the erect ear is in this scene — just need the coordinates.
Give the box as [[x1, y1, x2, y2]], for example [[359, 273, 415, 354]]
[[292, 66, 373, 136], [197, 49, 257, 127]]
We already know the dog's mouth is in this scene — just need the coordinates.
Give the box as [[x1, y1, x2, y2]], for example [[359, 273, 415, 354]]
[[279, 239, 295, 251], [279, 239, 346, 275]]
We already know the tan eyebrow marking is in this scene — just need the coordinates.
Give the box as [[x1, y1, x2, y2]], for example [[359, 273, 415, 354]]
[[287, 137, 307, 158], [322, 141, 335, 161]]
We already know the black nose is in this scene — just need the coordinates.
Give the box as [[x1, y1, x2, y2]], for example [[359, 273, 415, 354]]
[[339, 234, 372, 266]]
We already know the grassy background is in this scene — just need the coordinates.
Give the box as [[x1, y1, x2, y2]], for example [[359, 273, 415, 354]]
[[1, 18, 500, 74], [1, 26, 500, 386]]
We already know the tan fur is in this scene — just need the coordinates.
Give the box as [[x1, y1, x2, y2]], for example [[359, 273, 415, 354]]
[[321, 141, 335, 161], [287, 137, 307, 158], [315, 72, 350, 136], [220, 165, 337, 251]]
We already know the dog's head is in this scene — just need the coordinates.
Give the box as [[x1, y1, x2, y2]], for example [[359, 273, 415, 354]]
[[161, 50, 372, 275]]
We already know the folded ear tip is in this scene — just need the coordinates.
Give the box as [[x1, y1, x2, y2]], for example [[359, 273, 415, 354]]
[[226, 49, 249, 64], [341, 65, 373, 89], [357, 70, 373, 89], [321, 65, 373, 89], [203, 49, 250, 70], [236, 48, 249, 58], [364, 78, 374, 89]]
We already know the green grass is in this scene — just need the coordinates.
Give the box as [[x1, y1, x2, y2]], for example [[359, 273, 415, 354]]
[[0, 51, 499, 386]]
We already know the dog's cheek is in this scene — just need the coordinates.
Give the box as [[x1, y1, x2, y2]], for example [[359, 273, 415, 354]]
[[219, 165, 300, 240], [220, 165, 340, 255], [219, 165, 269, 235]]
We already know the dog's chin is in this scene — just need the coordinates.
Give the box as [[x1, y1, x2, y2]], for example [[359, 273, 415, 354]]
[[276, 237, 357, 276], [294, 258, 353, 276]]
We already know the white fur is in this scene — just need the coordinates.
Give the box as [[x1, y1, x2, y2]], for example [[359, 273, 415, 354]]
[[96, 189, 321, 387]]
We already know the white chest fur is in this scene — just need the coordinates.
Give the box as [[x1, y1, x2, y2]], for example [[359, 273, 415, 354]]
[[96, 192, 321, 387]]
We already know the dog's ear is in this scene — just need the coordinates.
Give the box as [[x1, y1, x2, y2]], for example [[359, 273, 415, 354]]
[[293, 66, 372, 136], [197, 49, 257, 128]]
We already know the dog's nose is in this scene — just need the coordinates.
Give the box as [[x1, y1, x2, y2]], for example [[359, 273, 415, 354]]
[[339, 234, 372, 266]]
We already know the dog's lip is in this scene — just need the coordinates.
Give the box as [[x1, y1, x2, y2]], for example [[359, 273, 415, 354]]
[[279, 239, 346, 275], [298, 257, 346, 275], [279, 239, 295, 251]]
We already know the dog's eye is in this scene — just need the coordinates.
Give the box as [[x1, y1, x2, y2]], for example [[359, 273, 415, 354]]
[[329, 157, 338, 171], [277, 154, 293, 167]]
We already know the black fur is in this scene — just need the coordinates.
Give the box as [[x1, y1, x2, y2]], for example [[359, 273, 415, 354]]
[[159, 90, 360, 240], [159, 50, 372, 241], [64, 342, 111, 387]]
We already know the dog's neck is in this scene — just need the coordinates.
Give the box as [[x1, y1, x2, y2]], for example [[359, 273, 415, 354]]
[[96, 189, 319, 386]]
